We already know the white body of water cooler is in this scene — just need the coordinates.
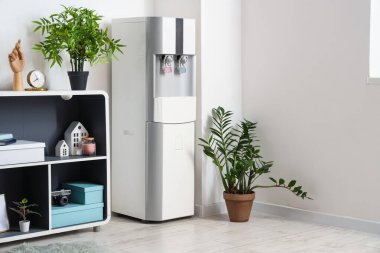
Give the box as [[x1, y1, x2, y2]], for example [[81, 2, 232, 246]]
[[112, 17, 196, 221]]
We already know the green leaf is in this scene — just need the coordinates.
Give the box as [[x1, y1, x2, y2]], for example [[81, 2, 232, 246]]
[[279, 178, 285, 185], [288, 180, 296, 188], [293, 186, 302, 193], [269, 177, 277, 184]]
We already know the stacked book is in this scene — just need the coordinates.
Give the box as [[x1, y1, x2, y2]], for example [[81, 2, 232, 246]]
[[0, 133, 16, 146]]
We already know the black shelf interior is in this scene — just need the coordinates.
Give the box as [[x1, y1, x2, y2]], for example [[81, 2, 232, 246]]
[[0, 166, 49, 231], [51, 160, 107, 220], [0, 95, 107, 156]]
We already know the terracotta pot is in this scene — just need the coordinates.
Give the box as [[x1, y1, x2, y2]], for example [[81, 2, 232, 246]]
[[223, 192, 255, 222]]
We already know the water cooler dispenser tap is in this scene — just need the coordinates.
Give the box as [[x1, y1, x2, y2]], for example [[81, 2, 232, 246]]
[[162, 55, 173, 73], [177, 55, 188, 74]]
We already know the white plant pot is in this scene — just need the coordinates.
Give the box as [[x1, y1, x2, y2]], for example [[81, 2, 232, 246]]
[[19, 220, 30, 233]]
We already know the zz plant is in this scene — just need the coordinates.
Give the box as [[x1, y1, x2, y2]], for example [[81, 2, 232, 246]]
[[199, 107, 311, 199], [33, 6, 124, 72]]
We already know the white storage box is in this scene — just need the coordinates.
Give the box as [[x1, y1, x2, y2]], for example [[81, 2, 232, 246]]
[[0, 140, 45, 166]]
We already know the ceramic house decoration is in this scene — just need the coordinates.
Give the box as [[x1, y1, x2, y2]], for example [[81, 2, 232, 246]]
[[64, 121, 89, 156], [55, 140, 69, 157]]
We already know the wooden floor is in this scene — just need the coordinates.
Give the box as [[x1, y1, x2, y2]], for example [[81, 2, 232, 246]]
[[1, 212, 380, 253]]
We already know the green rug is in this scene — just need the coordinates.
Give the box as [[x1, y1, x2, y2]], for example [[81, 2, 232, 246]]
[[4, 241, 113, 253]]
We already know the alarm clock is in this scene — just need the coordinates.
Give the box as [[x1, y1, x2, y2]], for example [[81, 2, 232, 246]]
[[26, 70, 46, 88]]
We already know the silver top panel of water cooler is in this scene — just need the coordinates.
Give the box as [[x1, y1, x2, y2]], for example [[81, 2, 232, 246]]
[[145, 17, 196, 123], [112, 17, 196, 124]]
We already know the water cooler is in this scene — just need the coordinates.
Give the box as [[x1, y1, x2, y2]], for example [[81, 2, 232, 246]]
[[111, 17, 196, 221]]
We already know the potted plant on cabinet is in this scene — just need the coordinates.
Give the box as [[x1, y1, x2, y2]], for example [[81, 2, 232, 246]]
[[33, 6, 125, 90], [199, 107, 312, 222], [9, 198, 41, 232]]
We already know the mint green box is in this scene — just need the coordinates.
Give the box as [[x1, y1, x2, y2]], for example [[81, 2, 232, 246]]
[[52, 203, 104, 228], [63, 182, 104, 205]]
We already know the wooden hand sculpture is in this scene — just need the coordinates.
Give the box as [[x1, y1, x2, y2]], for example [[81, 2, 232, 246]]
[[8, 40, 25, 91]]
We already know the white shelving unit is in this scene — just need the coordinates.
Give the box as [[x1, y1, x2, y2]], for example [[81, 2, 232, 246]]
[[0, 91, 110, 244]]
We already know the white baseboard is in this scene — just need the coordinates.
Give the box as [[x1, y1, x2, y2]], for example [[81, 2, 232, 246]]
[[254, 202, 380, 234], [195, 201, 380, 234], [195, 202, 226, 217]]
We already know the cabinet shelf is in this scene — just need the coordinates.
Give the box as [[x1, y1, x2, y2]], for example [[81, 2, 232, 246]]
[[0, 228, 47, 240], [46, 155, 107, 164], [0, 91, 110, 244], [0, 156, 107, 170]]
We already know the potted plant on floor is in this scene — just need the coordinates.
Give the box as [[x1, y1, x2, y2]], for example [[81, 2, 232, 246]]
[[33, 6, 125, 90], [199, 107, 312, 222], [9, 198, 42, 232]]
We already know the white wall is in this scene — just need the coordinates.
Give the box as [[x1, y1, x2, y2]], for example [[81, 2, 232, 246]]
[[370, 0, 380, 77], [200, 0, 242, 210], [0, 0, 153, 93], [242, 0, 380, 221]]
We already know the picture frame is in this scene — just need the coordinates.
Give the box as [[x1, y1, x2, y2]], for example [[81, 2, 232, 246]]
[[0, 194, 10, 233]]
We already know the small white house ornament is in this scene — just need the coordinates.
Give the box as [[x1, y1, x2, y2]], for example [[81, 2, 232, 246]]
[[64, 121, 89, 156], [55, 140, 69, 157]]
